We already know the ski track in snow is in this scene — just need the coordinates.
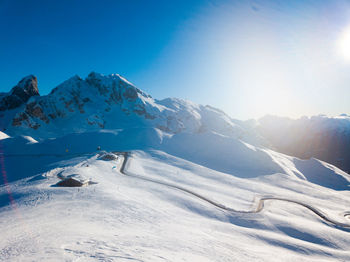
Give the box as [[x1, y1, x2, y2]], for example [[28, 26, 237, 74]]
[[1, 150, 350, 261], [116, 151, 350, 229], [2, 150, 350, 228]]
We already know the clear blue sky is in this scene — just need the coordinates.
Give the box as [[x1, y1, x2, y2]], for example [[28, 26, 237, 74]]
[[1, 0, 350, 119]]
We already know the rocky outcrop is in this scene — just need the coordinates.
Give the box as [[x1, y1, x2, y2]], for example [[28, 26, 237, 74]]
[[0, 75, 39, 111], [1, 72, 251, 145]]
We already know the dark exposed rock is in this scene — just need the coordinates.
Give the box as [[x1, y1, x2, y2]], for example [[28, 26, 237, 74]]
[[25, 102, 49, 123], [12, 75, 39, 99], [87, 119, 94, 125], [3, 72, 182, 134], [108, 82, 123, 105], [99, 153, 118, 161], [83, 97, 91, 103], [97, 121, 105, 128], [12, 112, 29, 126], [0, 75, 39, 111], [48, 113, 57, 119], [56, 177, 87, 187], [133, 106, 155, 120], [64, 100, 74, 112], [123, 86, 138, 101], [30, 123, 40, 130]]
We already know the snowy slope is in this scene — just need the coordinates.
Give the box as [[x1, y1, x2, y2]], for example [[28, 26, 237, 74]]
[[256, 114, 350, 173], [1, 147, 350, 261], [0, 132, 9, 140], [1, 73, 350, 261], [2, 128, 350, 190]]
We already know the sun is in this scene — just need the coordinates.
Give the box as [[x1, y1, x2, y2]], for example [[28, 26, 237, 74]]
[[337, 26, 350, 60]]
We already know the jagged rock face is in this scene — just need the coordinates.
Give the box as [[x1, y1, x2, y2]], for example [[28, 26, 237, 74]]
[[0, 75, 39, 111], [0, 72, 258, 144], [12, 75, 39, 99]]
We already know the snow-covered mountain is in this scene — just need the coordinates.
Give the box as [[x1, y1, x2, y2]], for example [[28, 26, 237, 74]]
[[256, 114, 350, 173], [1, 73, 262, 145], [1, 73, 350, 261], [0, 75, 39, 111]]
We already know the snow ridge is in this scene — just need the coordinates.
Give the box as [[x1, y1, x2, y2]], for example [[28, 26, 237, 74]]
[[1, 73, 261, 145]]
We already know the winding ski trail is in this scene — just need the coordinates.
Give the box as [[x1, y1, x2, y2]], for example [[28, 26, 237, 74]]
[[115, 152, 350, 228]]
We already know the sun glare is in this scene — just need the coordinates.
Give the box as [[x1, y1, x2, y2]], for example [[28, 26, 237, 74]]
[[337, 26, 350, 60]]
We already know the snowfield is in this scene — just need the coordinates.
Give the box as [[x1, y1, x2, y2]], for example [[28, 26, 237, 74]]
[[1, 73, 350, 261], [1, 129, 350, 261]]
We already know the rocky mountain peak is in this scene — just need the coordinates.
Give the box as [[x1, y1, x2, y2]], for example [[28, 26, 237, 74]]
[[1, 73, 259, 145], [0, 75, 39, 111], [12, 75, 39, 97]]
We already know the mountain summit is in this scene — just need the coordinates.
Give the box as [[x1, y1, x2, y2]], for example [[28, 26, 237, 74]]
[[0, 75, 39, 111], [0, 72, 258, 143]]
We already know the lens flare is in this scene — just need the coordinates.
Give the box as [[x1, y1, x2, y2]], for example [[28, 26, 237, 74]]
[[337, 26, 350, 60]]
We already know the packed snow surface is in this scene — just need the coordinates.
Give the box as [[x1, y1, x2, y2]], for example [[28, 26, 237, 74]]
[[1, 128, 350, 261]]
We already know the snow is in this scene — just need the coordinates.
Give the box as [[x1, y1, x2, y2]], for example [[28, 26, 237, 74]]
[[1, 73, 350, 261], [256, 114, 350, 173], [2, 127, 350, 187], [1, 128, 350, 261], [2, 73, 264, 147], [0, 131, 9, 140]]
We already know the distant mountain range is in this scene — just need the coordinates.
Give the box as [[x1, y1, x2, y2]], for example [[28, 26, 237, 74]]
[[0, 73, 260, 143], [1, 73, 349, 173], [255, 114, 350, 173]]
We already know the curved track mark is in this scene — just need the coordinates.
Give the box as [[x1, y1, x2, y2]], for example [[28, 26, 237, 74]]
[[116, 152, 350, 228]]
